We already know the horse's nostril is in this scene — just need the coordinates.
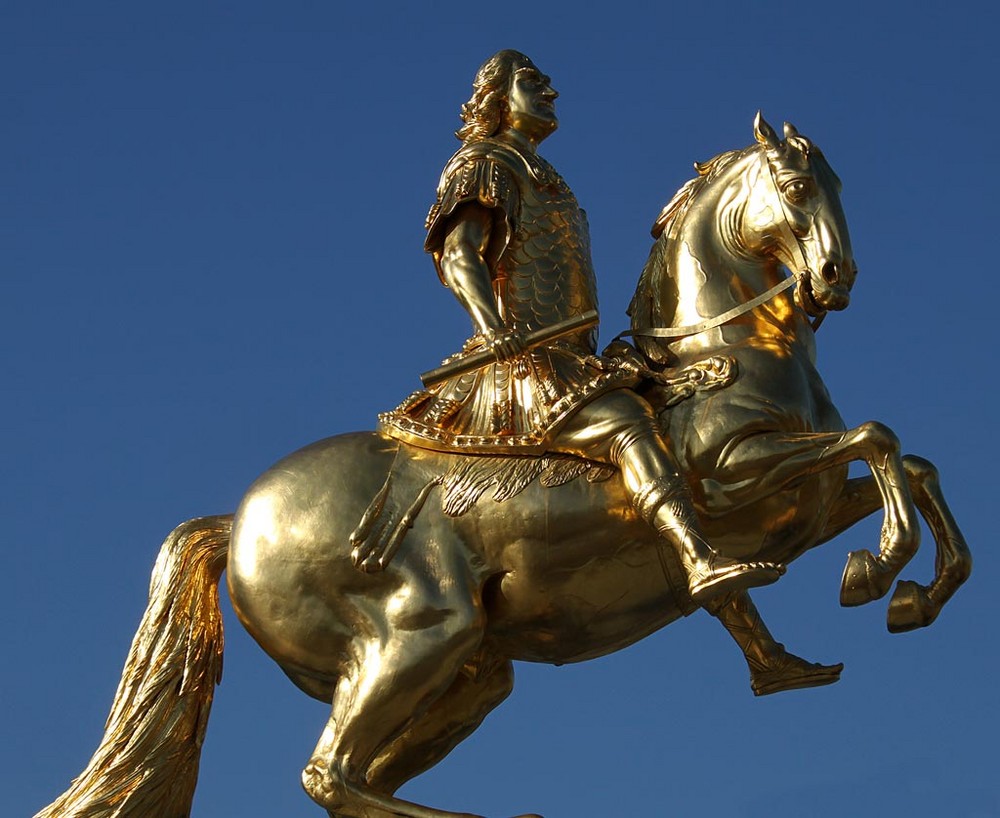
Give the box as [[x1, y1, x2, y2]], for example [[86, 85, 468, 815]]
[[821, 261, 839, 286]]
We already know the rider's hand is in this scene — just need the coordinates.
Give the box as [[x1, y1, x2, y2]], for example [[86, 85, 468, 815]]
[[600, 339, 650, 377], [483, 327, 528, 363]]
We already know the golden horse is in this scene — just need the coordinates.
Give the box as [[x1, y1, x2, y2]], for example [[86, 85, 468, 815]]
[[36, 116, 970, 818]]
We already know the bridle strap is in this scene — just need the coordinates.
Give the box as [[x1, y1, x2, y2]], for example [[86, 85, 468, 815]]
[[759, 150, 826, 333], [617, 272, 802, 340], [758, 151, 811, 280]]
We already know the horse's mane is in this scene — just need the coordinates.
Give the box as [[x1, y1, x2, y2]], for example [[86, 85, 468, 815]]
[[627, 145, 757, 364], [649, 147, 749, 240]]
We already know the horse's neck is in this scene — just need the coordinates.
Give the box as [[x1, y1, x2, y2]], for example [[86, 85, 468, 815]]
[[664, 177, 808, 357], [667, 177, 765, 322]]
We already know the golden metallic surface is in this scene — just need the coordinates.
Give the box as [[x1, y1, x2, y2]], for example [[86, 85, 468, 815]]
[[34, 517, 231, 818], [36, 51, 972, 818], [419, 310, 598, 388]]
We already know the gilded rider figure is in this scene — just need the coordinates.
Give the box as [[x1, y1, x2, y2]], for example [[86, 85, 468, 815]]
[[380, 49, 781, 606]]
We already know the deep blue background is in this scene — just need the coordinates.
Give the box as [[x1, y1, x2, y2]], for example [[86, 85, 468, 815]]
[[5, 3, 996, 816]]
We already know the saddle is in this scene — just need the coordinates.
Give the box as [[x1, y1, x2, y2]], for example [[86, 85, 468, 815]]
[[349, 447, 615, 572], [351, 353, 737, 572]]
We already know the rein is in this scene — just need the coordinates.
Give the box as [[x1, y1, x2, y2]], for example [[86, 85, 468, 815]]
[[618, 272, 804, 340], [620, 153, 825, 342]]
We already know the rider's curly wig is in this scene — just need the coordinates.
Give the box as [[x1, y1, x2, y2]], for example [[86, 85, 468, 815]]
[[456, 50, 534, 143]]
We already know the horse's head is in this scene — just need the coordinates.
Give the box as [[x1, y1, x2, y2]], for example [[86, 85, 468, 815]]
[[743, 112, 856, 315]]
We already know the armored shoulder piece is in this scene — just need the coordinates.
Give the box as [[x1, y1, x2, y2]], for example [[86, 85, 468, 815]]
[[425, 141, 533, 282]]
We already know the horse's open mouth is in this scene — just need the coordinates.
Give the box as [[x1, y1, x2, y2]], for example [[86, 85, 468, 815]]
[[798, 274, 826, 316]]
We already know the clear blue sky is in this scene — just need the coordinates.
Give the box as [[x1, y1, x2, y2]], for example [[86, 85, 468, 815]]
[[5, 2, 997, 817]]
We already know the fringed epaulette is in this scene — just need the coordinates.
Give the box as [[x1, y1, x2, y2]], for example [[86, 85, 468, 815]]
[[425, 156, 515, 232], [425, 142, 526, 281]]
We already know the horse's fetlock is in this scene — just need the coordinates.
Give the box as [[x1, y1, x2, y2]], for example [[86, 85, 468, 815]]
[[879, 521, 919, 564], [946, 550, 973, 585], [302, 758, 350, 811]]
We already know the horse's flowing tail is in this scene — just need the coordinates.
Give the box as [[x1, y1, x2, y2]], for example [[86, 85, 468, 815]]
[[34, 515, 233, 818]]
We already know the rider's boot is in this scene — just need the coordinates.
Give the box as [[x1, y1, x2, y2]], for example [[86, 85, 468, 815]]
[[706, 591, 843, 696], [633, 476, 783, 606]]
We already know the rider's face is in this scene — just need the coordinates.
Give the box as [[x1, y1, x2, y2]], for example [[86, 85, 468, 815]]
[[504, 65, 559, 143]]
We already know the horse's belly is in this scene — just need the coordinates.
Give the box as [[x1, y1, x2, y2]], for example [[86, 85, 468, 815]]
[[469, 481, 683, 664]]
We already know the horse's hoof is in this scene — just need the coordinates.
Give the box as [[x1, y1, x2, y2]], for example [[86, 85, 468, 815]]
[[887, 580, 938, 632], [840, 549, 891, 606], [750, 653, 843, 696]]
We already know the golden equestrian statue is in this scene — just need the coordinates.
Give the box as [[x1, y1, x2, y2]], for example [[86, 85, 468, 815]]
[[36, 50, 971, 818]]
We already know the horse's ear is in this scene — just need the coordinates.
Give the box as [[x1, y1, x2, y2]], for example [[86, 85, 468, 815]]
[[754, 111, 781, 150], [783, 121, 814, 155]]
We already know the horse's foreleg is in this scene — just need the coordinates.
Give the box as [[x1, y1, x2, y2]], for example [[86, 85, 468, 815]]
[[815, 459, 971, 632], [887, 456, 971, 631], [708, 591, 843, 696], [713, 423, 920, 606]]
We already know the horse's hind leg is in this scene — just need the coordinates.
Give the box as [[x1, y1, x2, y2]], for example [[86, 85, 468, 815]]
[[816, 459, 971, 632], [365, 655, 515, 796], [301, 577, 488, 818], [888, 456, 971, 630]]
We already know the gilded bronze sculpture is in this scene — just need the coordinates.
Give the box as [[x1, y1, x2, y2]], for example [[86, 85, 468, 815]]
[[35, 51, 971, 818]]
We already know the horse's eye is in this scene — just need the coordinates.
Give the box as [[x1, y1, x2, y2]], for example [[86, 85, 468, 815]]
[[783, 179, 812, 202]]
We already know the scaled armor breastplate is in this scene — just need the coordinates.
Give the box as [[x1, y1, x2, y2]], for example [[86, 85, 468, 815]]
[[380, 138, 634, 454], [493, 151, 599, 348]]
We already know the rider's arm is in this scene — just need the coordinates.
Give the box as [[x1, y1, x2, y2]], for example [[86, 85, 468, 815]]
[[440, 202, 503, 335], [440, 202, 525, 359]]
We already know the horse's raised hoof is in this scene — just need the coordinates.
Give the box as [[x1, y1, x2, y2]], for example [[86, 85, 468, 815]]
[[750, 653, 844, 696], [689, 559, 783, 606], [840, 549, 893, 607], [887, 580, 938, 632]]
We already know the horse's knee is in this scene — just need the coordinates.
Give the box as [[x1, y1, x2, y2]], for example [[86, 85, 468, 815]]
[[855, 421, 900, 460], [902, 454, 939, 495]]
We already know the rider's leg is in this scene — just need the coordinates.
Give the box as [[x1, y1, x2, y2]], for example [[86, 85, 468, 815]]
[[554, 389, 781, 606], [706, 591, 842, 696]]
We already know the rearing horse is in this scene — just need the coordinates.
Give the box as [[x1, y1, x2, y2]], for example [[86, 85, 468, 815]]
[[36, 115, 970, 818], [629, 115, 968, 622]]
